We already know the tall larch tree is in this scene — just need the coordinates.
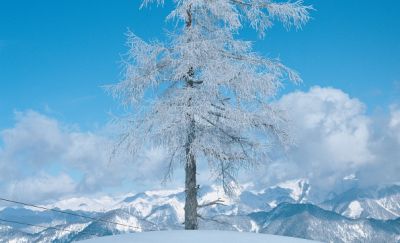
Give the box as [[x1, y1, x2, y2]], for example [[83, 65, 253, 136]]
[[110, 0, 312, 230]]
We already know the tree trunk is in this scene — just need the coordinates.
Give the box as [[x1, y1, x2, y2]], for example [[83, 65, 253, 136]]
[[184, 123, 198, 229], [184, 4, 198, 230], [184, 99, 197, 229]]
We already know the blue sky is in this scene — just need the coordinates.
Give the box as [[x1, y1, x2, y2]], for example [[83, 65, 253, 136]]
[[1, 0, 399, 130], [0, 0, 400, 201]]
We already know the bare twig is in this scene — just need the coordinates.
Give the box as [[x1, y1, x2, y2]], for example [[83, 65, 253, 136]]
[[198, 198, 226, 208]]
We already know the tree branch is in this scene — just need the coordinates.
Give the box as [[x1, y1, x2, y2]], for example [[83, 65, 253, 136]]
[[198, 198, 226, 208]]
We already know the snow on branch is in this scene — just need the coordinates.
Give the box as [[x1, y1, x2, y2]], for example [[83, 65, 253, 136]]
[[110, 0, 310, 195], [198, 198, 226, 208], [140, 0, 164, 9], [230, 0, 312, 36], [142, 0, 312, 36]]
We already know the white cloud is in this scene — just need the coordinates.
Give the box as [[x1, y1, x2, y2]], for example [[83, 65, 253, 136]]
[[246, 86, 400, 198], [0, 110, 174, 203], [6, 173, 76, 203], [389, 106, 400, 141], [357, 105, 400, 187], [1, 111, 65, 168], [1, 89, 399, 203], [0, 111, 133, 202], [281, 86, 373, 165], [247, 87, 376, 196]]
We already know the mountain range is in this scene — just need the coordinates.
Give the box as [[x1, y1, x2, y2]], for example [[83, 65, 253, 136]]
[[0, 179, 399, 243]]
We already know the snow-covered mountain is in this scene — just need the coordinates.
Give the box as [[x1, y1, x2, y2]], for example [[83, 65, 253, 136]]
[[320, 185, 400, 220], [0, 207, 97, 233], [1, 181, 399, 243], [251, 203, 400, 243], [239, 179, 310, 211], [0, 224, 31, 243], [41, 196, 120, 213]]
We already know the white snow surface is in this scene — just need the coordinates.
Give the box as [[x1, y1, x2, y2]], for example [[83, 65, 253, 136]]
[[345, 201, 364, 218], [273, 178, 308, 201], [41, 196, 119, 212], [79, 230, 319, 243]]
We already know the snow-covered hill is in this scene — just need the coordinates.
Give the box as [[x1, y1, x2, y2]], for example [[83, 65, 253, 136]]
[[79, 230, 320, 243]]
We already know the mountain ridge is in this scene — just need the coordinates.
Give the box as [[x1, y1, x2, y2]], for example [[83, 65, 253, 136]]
[[1, 180, 400, 242]]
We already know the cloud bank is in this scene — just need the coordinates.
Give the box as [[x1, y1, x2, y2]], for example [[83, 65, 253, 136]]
[[0, 111, 169, 203], [251, 87, 400, 198], [0, 87, 399, 203]]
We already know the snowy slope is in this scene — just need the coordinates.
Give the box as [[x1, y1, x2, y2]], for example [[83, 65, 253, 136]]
[[79, 230, 320, 243], [0, 225, 31, 243], [242, 179, 310, 210], [2, 201, 398, 243], [41, 196, 119, 213], [1, 182, 400, 242], [251, 203, 400, 243], [0, 207, 96, 233], [321, 185, 400, 220], [30, 179, 308, 217]]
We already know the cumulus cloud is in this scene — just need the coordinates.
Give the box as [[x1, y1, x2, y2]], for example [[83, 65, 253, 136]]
[[357, 105, 400, 187], [1, 88, 399, 203], [6, 173, 76, 203], [280, 86, 373, 166], [0, 111, 69, 197], [1, 111, 65, 169], [261, 87, 372, 185], [247, 86, 399, 199], [0, 111, 147, 203]]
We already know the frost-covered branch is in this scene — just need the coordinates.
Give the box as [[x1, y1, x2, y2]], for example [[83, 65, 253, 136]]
[[198, 198, 226, 208], [142, 0, 312, 36], [231, 0, 312, 34], [110, 0, 310, 196]]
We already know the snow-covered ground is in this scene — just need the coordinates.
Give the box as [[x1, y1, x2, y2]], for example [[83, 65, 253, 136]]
[[79, 230, 320, 243]]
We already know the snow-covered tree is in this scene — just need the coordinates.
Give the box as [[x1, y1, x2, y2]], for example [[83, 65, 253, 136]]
[[109, 0, 311, 230]]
